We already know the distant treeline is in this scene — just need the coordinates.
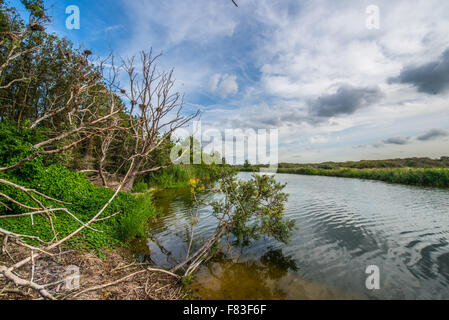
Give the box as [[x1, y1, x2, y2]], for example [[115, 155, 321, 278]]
[[236, 157, 449, 187], [237, 157, 449, 170], [277, 167, 449, 188], [278, 157, 449, 169]]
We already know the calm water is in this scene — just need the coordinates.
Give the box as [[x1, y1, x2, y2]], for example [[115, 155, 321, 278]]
[[133, 173, 449, 300]]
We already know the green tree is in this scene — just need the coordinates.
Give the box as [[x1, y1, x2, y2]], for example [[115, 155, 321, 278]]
[[174, 169, 295, 277]]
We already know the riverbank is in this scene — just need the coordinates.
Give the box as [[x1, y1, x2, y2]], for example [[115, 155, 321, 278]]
[[0, 161, 217, 300], [0, 242, 184, 300], [238, 166, 449, 188], [135, 164, 221, 191], [276, 167, 449, 188]]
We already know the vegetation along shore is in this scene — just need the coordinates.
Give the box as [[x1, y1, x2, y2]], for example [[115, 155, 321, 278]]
[[240, 157, 449, 188]]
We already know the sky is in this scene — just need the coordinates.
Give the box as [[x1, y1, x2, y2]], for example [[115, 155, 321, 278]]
[[10, 0, 449, 163]]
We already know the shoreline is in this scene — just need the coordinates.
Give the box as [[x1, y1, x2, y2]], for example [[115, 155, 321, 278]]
[[240, 167, 449, 188], [0, 240, 185, 300], [0, 178, 202, 301]]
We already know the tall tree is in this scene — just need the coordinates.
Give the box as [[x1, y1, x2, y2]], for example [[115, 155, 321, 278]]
[[101, 51, 200, 190]]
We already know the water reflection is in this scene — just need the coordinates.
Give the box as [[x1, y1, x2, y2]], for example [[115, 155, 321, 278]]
[[190, 248, 355, 300]]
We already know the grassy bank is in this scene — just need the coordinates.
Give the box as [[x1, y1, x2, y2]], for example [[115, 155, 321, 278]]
[[276, 167, 449, 188]]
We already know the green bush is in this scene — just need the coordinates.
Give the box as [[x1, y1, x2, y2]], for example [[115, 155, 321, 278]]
[[133, 181, 149, 193], [115, 193, 156, 241], [0, 163, 158, 250]]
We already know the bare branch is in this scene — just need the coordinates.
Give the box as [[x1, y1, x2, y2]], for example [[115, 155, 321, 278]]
[[0, 265, 56, 300]]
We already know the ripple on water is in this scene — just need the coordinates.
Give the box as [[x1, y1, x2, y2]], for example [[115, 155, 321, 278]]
[[135, 173, 449, 299]]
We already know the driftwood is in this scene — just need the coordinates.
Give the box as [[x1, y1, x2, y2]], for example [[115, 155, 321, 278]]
[[67, 266, 180, 299], [0, 158, 136, 299], [0, 265, 56, 300]]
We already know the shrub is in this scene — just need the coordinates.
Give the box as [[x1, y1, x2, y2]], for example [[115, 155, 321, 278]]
[[114, 192, 156, 241], [145, 164, 219, 188], [133, 181, 148, 193]]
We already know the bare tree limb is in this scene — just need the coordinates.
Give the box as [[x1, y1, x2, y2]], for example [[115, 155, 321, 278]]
[[0, 265, 56, 300]]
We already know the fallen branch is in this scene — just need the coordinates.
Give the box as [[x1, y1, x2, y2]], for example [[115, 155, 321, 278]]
[[0, 265, 56, 300], [67, 269, 146, 299], [67, 266, 180, 300]]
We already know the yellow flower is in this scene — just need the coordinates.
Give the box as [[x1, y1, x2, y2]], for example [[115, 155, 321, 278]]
[[189, 179, 197, 187]]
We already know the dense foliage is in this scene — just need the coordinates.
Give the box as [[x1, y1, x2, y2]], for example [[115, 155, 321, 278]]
[[211, 172, 295, 245], [0, 122, 157, 251], [277, 157, 449, 169]]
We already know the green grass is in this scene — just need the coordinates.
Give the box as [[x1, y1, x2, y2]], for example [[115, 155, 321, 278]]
[[276, 167, 449, 188], [143, 164, 219, 189], [133, 181, 149, 193], [115, 192, 157, 241]]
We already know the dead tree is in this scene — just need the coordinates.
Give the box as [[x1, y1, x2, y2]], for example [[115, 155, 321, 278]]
[[0, 42, 199, 300], [0, 51, 123, 173], [108, 50, 200, 191], [0, 10, 49, 90]]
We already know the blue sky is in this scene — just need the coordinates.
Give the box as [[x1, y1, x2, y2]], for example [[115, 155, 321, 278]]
[[9, 0, 449, 163]]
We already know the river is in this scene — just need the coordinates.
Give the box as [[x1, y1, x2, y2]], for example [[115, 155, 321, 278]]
[[132, 173, 449, 300]]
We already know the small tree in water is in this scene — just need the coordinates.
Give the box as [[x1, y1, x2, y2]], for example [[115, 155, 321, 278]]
[[173, 168, 295, 277]]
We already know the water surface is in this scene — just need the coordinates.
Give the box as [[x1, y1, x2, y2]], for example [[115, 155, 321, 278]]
[[135, 173, 449, 300]]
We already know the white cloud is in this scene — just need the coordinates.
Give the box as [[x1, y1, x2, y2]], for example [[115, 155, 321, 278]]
[[121, 0, 239, 50], [209, 74, 239, 98], [104, 25, 123, 33], [116, 0, 449, 162], [208, 74, 221, 92]]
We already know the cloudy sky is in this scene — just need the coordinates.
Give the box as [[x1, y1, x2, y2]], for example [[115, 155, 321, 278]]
[[13, 0, 449, 163]]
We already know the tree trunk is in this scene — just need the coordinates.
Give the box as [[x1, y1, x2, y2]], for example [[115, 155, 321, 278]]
[[83, 137, 95, 171], [123, 158, 143, 192]]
